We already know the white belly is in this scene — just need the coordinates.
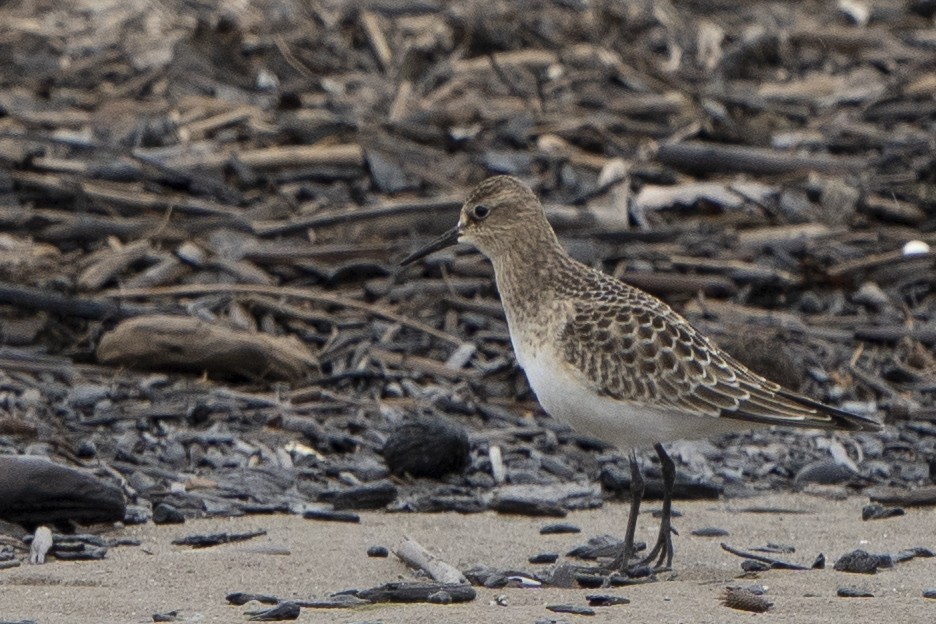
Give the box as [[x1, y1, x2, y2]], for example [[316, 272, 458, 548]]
[[517, 345, 747, 450]]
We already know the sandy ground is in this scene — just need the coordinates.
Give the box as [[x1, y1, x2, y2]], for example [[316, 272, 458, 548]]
[[0, 492, 933, 624]]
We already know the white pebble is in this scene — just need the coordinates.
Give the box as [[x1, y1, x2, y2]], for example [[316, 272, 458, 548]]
[[902, 240, 930, 256]]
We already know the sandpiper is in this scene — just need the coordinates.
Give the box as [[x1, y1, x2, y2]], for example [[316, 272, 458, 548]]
[[401, 175, 883, 573]]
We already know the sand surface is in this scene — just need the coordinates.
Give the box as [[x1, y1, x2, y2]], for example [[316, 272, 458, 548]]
[[1, 493, 933, 624]]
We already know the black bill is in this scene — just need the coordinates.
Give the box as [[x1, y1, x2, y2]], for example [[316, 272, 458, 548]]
[[400, 226, 461, 266]]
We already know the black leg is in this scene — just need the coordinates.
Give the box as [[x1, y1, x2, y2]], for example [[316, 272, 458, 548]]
[[640, 442, 676, 570], [609, 449, 644, 573]]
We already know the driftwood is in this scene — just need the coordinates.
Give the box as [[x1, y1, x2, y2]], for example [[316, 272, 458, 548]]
[[394, 536, 468, 585], [97, 315, 318, 382]]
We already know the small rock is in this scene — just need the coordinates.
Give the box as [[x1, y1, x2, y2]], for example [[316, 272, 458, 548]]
[[852, 282, 890, 310], [546, 604, 595, 616], [319, 481, 398, 510], [837, 586, 874, 598], [862, 503, 905, 521], [366, 545, 389, 558], [428, 590, 452, 604], [923, 588, 936, 599], [833, 549, 890, 574], [540, 523, 581, 535], [741, 559, 771, 572], [794, 459, 854, 486], [245, 600, 301, 621], [152, 503, 185, 525], [529, 552, 559, 564], [382, 417, 470, 478], [585, 594, 631, 606], [691, 526, 729, 537], [302, 508, 360, 523], [123, 504, 152, 525], [0, 456, 126, 525]]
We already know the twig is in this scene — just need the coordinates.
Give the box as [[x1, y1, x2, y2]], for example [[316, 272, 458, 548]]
[[719, 542, 810, 570], [102, 283, 464, 346]]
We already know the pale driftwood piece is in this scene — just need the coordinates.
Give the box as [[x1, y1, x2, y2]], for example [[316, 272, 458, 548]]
[[29, 526, 53, 564], [394, 536, 468, 585], [735, 223, 835, 251], [122, 255, 190, 289], [595, 158, 631, 227], [536, 133, 608, 170], [489, 445, 506, 485], [165, 143, 364, 171], [668, 255, 801, 287], [862, 195, 927, 225], [97, 315, 319, 382], [656, 141, 864, 175], [360, 11, 392, 71], [78, 240, 152, 291], [633, 181, 775, 213], [180, 106, 256, 140], [368, 347, 478, 381], [444, 342, 477, 369]]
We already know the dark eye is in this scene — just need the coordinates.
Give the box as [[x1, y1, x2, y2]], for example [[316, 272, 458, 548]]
[[472, 204, 491, 220]]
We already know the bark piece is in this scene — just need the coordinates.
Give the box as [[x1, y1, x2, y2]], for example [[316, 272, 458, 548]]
[[97, 315, 318, 382]]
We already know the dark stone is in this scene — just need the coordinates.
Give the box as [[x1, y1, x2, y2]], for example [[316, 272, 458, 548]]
[[545, 604, 595, 616], [152, 503, 185, 525], [862, 503, 905, 521], [302, 508, 360, 523], [586, 594, 631, 606], [691, 526, 729, 537], [741, 559, 771, 572], [124, 505, 152, 525], [833, 549, 890, 574], [355, 581, 476, 604], [794, 460, 855, 485], [528, 551, 559, 564], [491, 497, 566, 517], [567, 534, 642, 560], [382, 417, 470, 479], [245, 600, 300, 621], [366, 545, 389, 557], [227, 592, 279, 606], [540, 522, 581, 535], [0, 456, 125, 525], [172, 529, 266, 549], [837, 586, 874, 598], [319, 481, 398, 510]]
